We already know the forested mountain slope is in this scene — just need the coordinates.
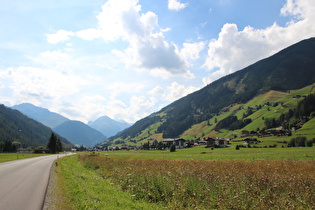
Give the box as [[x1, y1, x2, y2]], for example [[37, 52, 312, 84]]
[[54, 120, 107, 147], [0, 104, 72, 147], [106, 38, 315, 145]]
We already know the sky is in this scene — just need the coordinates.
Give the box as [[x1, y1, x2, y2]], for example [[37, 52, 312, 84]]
[[0, 0, 315, 124]]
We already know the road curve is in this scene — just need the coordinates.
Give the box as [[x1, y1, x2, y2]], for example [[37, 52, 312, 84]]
[[0, 154, 69, 210]]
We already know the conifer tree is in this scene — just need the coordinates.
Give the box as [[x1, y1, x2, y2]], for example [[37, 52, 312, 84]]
[[47, 133, 63, 153]]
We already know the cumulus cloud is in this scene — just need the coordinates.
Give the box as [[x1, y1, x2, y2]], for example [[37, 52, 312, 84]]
[[149, 82, 198, 102], [46, 30, 75, 44], [107, 82, 145, 97], [75, 0, 190, 78], [181, 42, 205, 63], [168, 0, 188, 11], [202, 0, 315, 85], [0, 66, 83, 107], [104, 96, 157, 123], [165, 82, 198, 102]]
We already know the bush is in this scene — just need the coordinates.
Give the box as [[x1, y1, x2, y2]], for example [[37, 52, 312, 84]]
[[170, 144, 176, 152], [288, 137, 307, 147], [306, 139, 314, 147]]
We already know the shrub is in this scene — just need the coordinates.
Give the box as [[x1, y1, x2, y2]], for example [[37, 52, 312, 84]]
[[288, 137, 308, 147], [170, 144, 176, 152]]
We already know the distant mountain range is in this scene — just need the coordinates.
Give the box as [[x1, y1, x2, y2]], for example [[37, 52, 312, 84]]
[[12, 103, 69, 128], [88, 116, 132, 138], [0, 104, 72, 147], [12, 103, 130, 146], [53, 120, 106, 147], [106, 37, 315, 145]]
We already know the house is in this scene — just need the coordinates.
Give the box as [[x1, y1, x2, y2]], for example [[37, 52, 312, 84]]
[[243, 138, 261, 144], [162, 138, 186, 149], [198, 140, 207, 145], [17, 149, 34, 154], [205, 138, 228, 148], [241, 130, 250, 137]]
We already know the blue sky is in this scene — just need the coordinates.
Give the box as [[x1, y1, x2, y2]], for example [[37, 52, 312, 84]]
[[0, 0, 315, 123]]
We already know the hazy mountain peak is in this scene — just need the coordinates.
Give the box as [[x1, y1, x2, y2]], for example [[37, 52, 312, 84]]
[[12, 103, 69, 128], [88, 115, 131, 138]]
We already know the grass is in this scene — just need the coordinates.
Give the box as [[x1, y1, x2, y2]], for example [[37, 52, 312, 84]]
[[48, 155, 163, 210], [77, 152, 315, 209], [104, 146, 315, 161], [0, 153, 51, 163], [51, 147, 315, 209]]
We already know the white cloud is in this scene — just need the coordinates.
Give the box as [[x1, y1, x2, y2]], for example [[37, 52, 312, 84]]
[[76, 0, 190, 78], [107, 82, 145, 97], [0, 66, 83, 107], [202, 0, 315, 85], [46, 30, 75, 44], [149, 82, 198, 102], [76, 28, 101, 41], [168, 0, 188, 11], [165, 82, 198, 102], [149, 85, 164, 96], [181, 42, 205, 63], [104, 96, 157, 123], [60, 95, 108, 123]]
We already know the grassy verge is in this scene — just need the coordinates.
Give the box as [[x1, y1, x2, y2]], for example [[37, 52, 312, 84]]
[[0, 153, 51, 163], [46, 155, 163, 210]]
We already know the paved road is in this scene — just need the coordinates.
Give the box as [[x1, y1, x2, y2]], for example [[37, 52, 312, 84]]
[[0, 154, 68, 210]]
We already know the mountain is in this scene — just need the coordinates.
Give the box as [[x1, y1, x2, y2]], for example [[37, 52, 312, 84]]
[[0, 104, 72, 147], [88, 116, 131, 138], [106, 37, 315, 144], [12, 103, 69, 128], [53, 120, 107, 147]]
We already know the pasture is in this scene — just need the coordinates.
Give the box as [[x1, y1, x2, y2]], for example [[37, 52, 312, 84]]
[[53, 146, 315, 209], [0, 153, 51, 163]]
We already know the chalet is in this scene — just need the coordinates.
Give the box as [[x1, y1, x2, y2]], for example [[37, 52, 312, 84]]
[[243, 138, 261, 144], [241, 130, 250, 137], [17, 149, 34, 154], [162, 138, 186, 149], [205, 138, 228, 148], [198, 140, 207, 145]]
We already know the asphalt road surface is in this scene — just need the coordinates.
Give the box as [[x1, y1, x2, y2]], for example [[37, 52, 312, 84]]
[[0, 154, 68, 210]]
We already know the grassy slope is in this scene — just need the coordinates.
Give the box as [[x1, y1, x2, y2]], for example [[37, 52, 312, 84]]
[[181, 84, 315, 141], [110, 84, 315, 147]]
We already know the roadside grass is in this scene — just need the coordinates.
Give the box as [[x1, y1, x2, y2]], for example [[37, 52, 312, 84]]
[[0, 153, 50, 163], [53, 155, 163, 210], [78, 152, 315, 209]]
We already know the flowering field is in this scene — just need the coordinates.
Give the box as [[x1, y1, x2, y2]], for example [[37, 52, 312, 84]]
[[79, 153, 315, 209]]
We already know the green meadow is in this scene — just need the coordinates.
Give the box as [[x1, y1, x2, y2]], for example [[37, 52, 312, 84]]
[[104, 145, 315, 161], [0, 153, 50, 163], [52, 146, 315, 209]]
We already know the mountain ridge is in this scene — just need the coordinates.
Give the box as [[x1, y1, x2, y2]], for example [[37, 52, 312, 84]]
[[12, 103, 69, 128], [53, 120, 107, 147], [12, 103, 108, 147], [0, 104, 72, 147], [88, 116, 131, 138]]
